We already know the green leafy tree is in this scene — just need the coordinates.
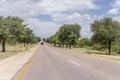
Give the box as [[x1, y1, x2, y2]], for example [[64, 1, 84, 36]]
[[0, 16, 40, 52], [91, 18, 120, 55], [58, 24, 81, 49], [8, 16, 24, 45], [67, 34, 77, 49], [76, 38, 91, 48], [0, 17, 9, 52], [49, 35, 57, 46]]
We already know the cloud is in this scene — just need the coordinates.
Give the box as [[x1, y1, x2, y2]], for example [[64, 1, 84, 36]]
[[0, 0, 99, 38], [0, 0, 98, 17], [0, 0, 44, 18], [108, 0, 120, 15], [25, 18, 60, 38], [52, 13, 92, 24], [52, 12, 95, 38], [113, 16, 120, 22], [108, 8, 119, 15], [38, 0, 98, 13]]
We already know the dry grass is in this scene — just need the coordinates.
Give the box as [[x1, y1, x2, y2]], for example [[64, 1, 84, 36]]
[[63, 47, 120, 63], [0, 43, 39, 60]]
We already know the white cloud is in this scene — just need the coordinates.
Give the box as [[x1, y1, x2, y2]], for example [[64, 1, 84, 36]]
[[113, 16, 120, 22], [108, 8, 119, 15], [0, 0, 98, 38], [53, 13, 92, 24], [0, 0, 97, 17], [52, 13, 94, 38], [0, 0, 44, 18], [108, 0, 120, 15], [38, 0, 97, 13], [112, 0, 120, 8], [25, 18, 60, 38]]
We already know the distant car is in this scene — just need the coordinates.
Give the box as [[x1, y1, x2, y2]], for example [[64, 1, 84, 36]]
[[41, 42, 44, 45]]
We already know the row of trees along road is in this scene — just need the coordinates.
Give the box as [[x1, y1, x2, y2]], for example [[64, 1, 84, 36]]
[[45, 24, 81, 49], [45, 18, 120, 55], [0, 16, 40, 52]]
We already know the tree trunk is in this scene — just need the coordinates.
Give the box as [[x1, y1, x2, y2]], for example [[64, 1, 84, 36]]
[[24, 41, 26, 47], [63, 43, 64, 47], [2, 38, 6, 52], [58, 44, 61, 47], [66, 44, 68, 48], [54, 42, 56, 46], [26, 42, 28, 45], [69, 45, 71, 49], [14, 41, 16, 46], [108, 40, 111, 55]]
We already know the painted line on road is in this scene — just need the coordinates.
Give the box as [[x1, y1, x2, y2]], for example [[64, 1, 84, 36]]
[[15, 47, 39, 80], [70, 60, 81, 67]]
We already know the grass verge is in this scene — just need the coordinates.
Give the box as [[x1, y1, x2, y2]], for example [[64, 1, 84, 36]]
[[0, 43, 39, 60], [63, 47, 120, 63]]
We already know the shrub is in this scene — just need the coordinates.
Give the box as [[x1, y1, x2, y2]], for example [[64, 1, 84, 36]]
[[92, 43, 105, 51]]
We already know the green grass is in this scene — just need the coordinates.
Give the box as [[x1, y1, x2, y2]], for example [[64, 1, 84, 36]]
[[0, 43, 39, 60], [64, 47, 120, 63]]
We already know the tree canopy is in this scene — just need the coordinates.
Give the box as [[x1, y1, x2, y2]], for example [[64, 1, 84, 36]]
[[46, 24, 81, 49], [0, 16, 40, 52], [91, 18, 120, 54]]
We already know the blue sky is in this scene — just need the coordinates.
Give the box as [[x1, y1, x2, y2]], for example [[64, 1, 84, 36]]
[[0, 0, 120, 38]]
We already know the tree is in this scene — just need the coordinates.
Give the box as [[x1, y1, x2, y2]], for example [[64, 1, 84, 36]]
[[0, 16, 10, 52], [17, 27, 34, 47], [67, 34, 77, 49], [91, 18, 120, 55], [57, 24, 81, 49], [76, 38, 91, 48], [0, 16, 40, 52], [50, 35, 57, 46], [8, 16, 24, 45]]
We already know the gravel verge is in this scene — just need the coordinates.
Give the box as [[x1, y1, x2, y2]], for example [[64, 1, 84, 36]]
[[0, 45, 39, 80]]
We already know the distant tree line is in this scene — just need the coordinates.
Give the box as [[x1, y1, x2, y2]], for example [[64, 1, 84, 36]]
[[45, 24, 81, 49], [45, 18, 120, 55], [0, 16, 40, 52]]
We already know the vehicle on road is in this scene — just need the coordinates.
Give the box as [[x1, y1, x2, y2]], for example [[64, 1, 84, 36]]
[[41, 42, 44, 45]]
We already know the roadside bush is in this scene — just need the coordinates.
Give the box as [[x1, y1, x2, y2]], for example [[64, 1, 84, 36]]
[[112, 43, 120, 54], [92, 43, 105, 51], [76, 38, 91, 48]]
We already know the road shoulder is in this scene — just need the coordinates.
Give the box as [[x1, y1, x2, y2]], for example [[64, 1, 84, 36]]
[[0, 45, 39, 80]]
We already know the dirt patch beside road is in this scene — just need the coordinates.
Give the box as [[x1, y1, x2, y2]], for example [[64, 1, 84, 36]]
[[0, 45, 39, 80]]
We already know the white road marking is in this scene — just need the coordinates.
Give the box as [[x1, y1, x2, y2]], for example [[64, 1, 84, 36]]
[[70, 60, 81, 67]]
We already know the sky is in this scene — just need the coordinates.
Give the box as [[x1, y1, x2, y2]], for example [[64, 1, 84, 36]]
[[0, 0, 120, 38]]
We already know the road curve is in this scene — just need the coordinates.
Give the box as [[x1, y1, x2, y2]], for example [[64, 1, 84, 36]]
[[21, 44, 120, 80]]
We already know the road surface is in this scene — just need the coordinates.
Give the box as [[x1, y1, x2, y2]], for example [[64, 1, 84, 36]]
[[21, 44, 120, 80]]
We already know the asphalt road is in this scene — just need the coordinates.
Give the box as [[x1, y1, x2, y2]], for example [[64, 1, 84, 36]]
[[22, 44, 120, 80]]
